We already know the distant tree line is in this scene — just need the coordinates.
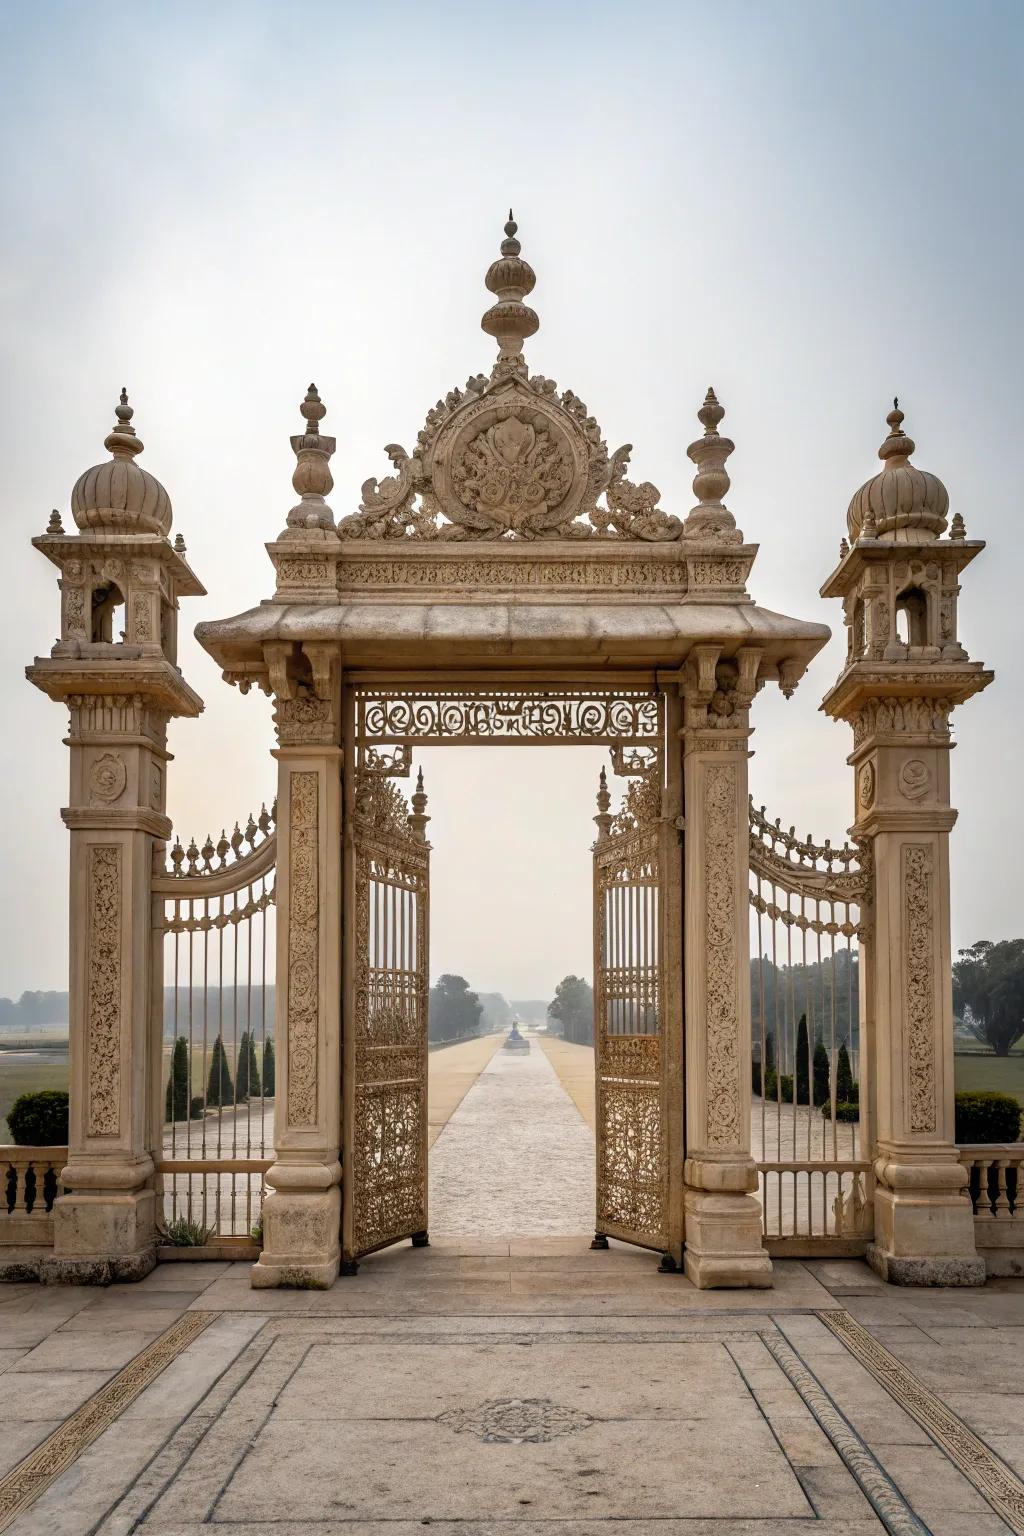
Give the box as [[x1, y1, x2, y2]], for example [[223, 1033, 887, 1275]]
[[428, 975, 483, 1042], [750, 951, 860, 1065], [954, 940, 1024, 1056], [547, 975, 594, 1045]]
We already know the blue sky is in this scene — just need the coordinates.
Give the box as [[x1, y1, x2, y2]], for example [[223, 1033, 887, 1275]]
[[0, 1, 1020, 995]]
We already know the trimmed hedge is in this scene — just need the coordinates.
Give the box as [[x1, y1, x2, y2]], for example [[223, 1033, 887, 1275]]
[[820, 1100, 860, 1123], [7, 1090, 69, 1146], [955, 1090, 1022, 1145]]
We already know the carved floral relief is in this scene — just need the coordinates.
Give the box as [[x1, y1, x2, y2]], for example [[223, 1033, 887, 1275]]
[[903, 843, 936, 1134], [286, 771, 320, 1128], [704, 763, 742, 1148], [87, 845, 122, 1137]]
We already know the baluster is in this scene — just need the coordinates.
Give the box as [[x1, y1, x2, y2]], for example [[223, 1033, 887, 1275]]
[[975, 1159, 994, 1220], [994, 1159, 1011, 1218]]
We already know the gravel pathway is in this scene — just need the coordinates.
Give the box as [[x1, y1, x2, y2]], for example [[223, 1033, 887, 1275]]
[[429, 1039, 595, 1236]]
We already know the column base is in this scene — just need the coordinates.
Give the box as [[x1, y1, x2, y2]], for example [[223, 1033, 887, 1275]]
[[41, 1190, 156, 1285], [869, 1158, 983, 1287], [683, 1186, 774, 1290], [866, 1245, 986, 1288], [250, 1184, 340, 1290]]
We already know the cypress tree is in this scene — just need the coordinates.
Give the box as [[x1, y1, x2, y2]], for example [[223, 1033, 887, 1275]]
[[835, 1040, 857, 1103], [165, 1036, 190, 1122], [795, 1015, 810, 1104], [206, 1034, 234, 1108], [764, 1031, 775, 1077], [262, 1037, 276, 1096], [812, 1039, 830, 1107], [236, 1030, 262, 1101]]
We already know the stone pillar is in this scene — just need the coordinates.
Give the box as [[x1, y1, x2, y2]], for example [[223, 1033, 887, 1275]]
[[38, 695, 179, 1281], [251, 640, 343, 1289], [822, 401, 993, 1285], [847, 703, 985, 1284], [681, 646, 773, 1289]]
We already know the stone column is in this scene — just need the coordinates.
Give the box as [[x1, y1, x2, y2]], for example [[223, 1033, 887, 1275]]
[[850, 701, 984, 1284], [681, 647, 773, 1289], [29, 693, 181, 1282], [252, 641, 343, 1288], [820, 402, 993, 1282]]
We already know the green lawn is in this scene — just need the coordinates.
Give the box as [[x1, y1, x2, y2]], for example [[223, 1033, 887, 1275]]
[[954, 1052, 1024, 1107], [0, 1057, 69, 1141]]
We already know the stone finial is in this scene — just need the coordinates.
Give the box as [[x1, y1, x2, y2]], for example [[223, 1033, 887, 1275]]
[[950, 511, 966, 540], [846, 398, 949, 544], [173, 532, 187, 553], [284, 383, 337, 537], [46, 509, 64, 535], [682, 388, 738, 539], [481, 211, 539, 363], [71, 388, 172, 537]]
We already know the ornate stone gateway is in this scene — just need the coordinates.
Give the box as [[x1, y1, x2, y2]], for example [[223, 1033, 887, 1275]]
[[24, 215, 993, 1291]]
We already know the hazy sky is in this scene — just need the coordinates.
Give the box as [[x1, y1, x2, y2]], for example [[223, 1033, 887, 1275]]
[[0, 2, 1020, 1000]]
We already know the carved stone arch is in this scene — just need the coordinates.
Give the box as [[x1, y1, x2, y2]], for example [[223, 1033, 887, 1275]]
[[894, 584, 929, 648]]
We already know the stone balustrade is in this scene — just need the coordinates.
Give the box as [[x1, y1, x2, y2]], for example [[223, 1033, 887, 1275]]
[[960, 1143, 1024, 1276], [0, 1147, 66, 1256]]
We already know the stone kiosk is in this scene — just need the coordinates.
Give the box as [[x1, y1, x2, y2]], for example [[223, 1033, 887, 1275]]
[[25, 218, 992, 1290]]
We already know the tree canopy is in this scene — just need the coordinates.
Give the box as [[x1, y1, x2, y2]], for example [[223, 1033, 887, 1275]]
[[953, 939, 1024, 1057], [428, 974, 483, 1042], [547, 975, 594, 1045]]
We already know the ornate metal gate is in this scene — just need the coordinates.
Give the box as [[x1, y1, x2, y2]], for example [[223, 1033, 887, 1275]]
[[592, 747, 683, 1266], [341, 770, 430, 1271]]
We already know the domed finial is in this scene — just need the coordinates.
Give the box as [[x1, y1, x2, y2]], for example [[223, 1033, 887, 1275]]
[[409, 765, 430, 841], [103, 387, 143, 460], [70, 388, 172, 536], [846, 398, 947, 543], [482, 211, 538, 365], [114, 387, 135, 433], [879, 396, 915, 462]]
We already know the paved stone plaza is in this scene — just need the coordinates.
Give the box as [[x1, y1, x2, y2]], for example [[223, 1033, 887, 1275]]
[[2, 1035, 1024, 1535], [429, 1038, 595, 1237]]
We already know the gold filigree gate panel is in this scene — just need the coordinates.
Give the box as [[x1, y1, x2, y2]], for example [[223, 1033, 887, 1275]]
[[593, 751, 682, 1262], [342, 776, 430, 1265]]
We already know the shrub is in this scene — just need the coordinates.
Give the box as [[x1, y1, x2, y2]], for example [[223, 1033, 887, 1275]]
[[7, 1090, 69, 1146], [160, 1216, 213, 1247], [955, 1091, 1022, 1144], [821, 1099, 860, 1123], [165, 1036, 190, 1122], [190, 1095, 205, 1120]]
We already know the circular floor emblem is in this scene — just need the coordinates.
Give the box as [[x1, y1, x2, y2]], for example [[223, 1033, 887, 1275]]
[[436, 1396, 593, 1444]]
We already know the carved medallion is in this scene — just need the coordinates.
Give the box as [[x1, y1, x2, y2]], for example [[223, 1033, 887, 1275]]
[[898, 759, 930, 801], [89, 753, 127, 804], [858, 762, 875, 809], [436, 1398, 593, 1444]]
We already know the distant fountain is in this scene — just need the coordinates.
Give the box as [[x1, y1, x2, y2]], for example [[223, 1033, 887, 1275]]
[[503, 1017, 530, 1054]]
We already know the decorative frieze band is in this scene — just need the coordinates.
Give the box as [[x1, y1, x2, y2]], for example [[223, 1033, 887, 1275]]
[[286, 772, 320, 1128]]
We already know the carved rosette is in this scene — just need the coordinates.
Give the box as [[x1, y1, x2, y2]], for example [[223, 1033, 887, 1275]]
[[87, 845, 122, 1137], [286, 772, 320, 1128], [902, 844, 936, 1134], [703, 763, 742, 1148]]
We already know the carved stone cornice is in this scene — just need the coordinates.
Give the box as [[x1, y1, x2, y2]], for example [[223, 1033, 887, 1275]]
[[27, 658, 203, 718], [62, 807, 173, 838]]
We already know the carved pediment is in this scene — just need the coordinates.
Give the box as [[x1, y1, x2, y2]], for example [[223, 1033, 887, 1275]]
[[332, 217, 740, 545]]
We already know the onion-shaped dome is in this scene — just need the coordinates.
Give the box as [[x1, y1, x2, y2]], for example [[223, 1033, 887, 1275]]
[[847, 401, 948, 543], [71, 389, 172, 537]]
